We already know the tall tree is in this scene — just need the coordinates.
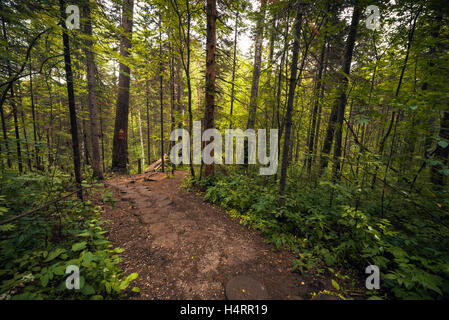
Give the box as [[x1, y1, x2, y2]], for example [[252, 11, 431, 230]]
[[158, 13, 164, 173], [246, 0, 268, 130], [169, 0, 195, 177], [145, 78, 151, 164], [330, 5, 361, 181], [278, 2, 303, 207], [203, 0, 217, 177], [319, 4, 361, 177], [83, 0, 103, 179], [111, 0, 134, 173], [59, 0, 82, 199], [1, 17, 22, 173], [429, 3, 448, 186], [229, 9, 239, 129], [29, 62, 39, 169]]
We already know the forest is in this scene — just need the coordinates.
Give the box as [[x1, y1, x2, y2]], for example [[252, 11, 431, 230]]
[[0, 0, 448, 301]]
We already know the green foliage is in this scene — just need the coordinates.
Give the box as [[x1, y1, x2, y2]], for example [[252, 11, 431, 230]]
[[0, 173, 138, 300], [200, 172, 449, 300]]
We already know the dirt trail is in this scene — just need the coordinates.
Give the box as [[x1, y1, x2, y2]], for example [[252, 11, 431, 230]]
[[103, 171, 327, 300]]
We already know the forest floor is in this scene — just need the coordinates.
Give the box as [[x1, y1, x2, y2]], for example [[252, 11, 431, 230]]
[[101, 171, 337, 300]]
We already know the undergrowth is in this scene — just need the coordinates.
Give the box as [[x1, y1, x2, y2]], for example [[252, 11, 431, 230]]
[[0, 171, 139, 300], [185, 168, 449, 300]]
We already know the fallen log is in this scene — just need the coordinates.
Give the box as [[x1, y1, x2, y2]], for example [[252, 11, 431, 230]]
[[144, 154, 170, 173]]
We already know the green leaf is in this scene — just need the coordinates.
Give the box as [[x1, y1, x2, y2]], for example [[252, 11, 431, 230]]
[[384, 273, 397, 280], [41, 274, 49, 287], [78, 232, 91, 237], [83, 251, 96, 264], [131, 286, 140, 293], [44, 248, 66, 262], [331, 279, 340, 291], [53, 265, 67, 276], [72, 242, 87, 251], [119, 272, 139, 290], [438, 140, 448, 149], [81, 283, 96, 295], [126, 273, 139, 282]]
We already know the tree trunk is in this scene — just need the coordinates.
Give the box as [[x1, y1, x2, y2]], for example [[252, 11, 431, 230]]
[[331, 5, 361, 181], [81, 104, 90, 167], [0, 98, 10, 169], [185, 0, 195, 177], [320, 5, 361, 176], [45, 75, 54, 167], [138, 106, 145, 169], [159, 14, 165, 173], [307, 37, 327, 174], [17, 84, 32, 171], [278, 3, 303, 206], [83, 0, 103, 179], [169, 41, 175, 172], [429, 6, 448, 186], [146, 79, 151, 164], [371, 6, 421, 187], [111, 0, 134, 173], [169, 0, 194, 177], [229, 11, 239, 129], [59, 0, 83, 200], [203, 0, 217, 178], [1, 17, 22, 173], [246, 0, 267, 130], [99, 103, 105, 172]]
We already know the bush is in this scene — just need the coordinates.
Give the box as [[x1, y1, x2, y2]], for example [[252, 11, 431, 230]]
[[198, 172, 449, 299], [0, 172, 138, 300]]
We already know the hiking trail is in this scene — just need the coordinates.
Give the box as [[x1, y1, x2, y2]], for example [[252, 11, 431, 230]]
[[103, 171, 334, 300]]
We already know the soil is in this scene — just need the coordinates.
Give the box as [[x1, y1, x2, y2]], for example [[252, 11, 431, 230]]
[[102, 171, 337, 300]]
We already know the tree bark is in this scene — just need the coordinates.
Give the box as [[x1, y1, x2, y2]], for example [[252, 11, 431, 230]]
[[111, 0, 134, 173], [279, 3, 303, 206], [2, 17, 22, 173], [169, 41, 175, 172], [146, 79, 151, 164], [229, 10, 239, 129], [83, 0, 103, 179], [159, 14, 165, 173], [320, 5, 361, 176], [246, 0, 268, 130], [307, 37, 327, 174], [28, 62, 41, 170], [59, 0, 83, 200], [169, 0, 195, 177], [17, 84, 32, 171], [331, 5, 361, 181], [203, 0, 217, 178]]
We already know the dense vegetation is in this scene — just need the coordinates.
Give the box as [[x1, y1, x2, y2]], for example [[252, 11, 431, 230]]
[[0, 173, 138, 299], [1, 0, 448, 299]]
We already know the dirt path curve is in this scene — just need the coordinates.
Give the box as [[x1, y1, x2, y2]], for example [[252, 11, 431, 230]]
[[103, 171, 321, 300]]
